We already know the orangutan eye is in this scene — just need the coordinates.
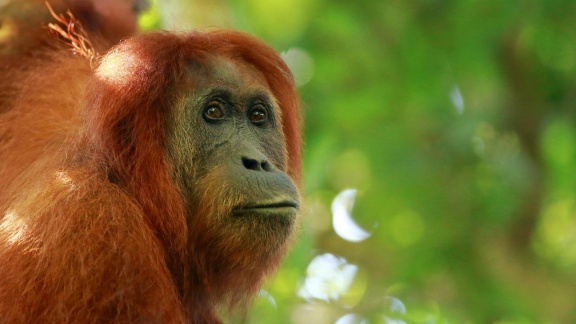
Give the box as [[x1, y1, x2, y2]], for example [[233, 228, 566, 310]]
[[248, 105, 268, 126], [203, 102, 225, 123]]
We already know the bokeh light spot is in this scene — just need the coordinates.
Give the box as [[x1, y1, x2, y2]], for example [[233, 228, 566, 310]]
[[298, 253, 359, 303], [281, 47, 315, 87], [390, 210, 424, 247], [331, 189, 371, 242], [329, 149, 372, 190]]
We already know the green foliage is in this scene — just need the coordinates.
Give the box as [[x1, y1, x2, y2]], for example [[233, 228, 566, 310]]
[[137, 0, 161, 31]]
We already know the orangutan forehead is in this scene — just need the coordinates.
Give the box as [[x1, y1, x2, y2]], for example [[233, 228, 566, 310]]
[[197, 55, 270, 92]]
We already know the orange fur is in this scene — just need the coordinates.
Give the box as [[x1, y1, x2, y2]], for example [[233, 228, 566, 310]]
[[0, 17, 301, 324]]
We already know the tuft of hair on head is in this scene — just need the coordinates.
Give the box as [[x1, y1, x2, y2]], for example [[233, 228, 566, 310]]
[[45, 1, 98, 67]]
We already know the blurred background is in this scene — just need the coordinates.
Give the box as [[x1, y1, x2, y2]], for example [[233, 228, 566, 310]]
[[143, 0, 576, 322]]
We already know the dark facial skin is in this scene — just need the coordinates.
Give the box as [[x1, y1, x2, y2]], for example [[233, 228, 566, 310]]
[[168, 55, 300, 230]]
